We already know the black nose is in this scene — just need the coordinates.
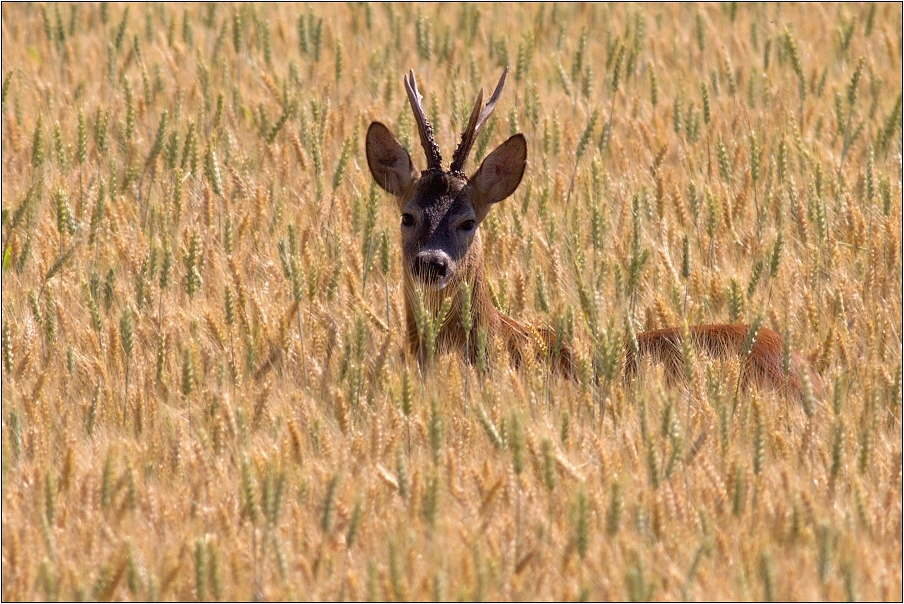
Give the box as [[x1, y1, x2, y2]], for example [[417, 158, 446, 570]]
[[414, 252, 449, 281]]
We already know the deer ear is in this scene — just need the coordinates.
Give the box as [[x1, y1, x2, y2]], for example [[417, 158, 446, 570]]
[[366, 122, 419, 197], [470, 134, 526, 221]]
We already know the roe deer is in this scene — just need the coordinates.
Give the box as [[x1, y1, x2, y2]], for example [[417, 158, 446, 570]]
[[365, 69, 809, 396]]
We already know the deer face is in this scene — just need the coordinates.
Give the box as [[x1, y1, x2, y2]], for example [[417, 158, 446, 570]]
[[365, 70, 526, 291], [366, 124, 526, 290], [395, 169, 472, 291]]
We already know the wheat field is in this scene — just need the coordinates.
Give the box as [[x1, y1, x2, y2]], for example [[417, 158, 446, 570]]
[[1, 3, 901, 601]]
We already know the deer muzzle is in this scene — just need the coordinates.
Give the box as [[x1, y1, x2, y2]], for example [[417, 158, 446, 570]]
[[412, 250, 452, 290]]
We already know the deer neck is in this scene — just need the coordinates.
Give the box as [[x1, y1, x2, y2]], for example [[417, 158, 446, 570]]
[[403, 236, 500, 356]]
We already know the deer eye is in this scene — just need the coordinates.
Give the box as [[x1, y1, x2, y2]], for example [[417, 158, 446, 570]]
[[401, 213, 415, 227], [459, 219, 476, 232]]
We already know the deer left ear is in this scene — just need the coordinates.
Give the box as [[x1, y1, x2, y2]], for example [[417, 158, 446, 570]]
[[366, 122, 419, 198], [470, 133, 526, 221]]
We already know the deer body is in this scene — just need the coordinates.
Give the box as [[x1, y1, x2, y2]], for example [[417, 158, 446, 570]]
[[627, 323, 804, 393], [366, 69, 803, 395]]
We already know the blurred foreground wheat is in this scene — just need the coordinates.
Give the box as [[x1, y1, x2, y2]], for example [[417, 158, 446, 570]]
[[1, 3, 901, 601]]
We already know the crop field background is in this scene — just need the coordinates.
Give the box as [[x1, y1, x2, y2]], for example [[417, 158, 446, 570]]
[[1, 3, 902, 601]]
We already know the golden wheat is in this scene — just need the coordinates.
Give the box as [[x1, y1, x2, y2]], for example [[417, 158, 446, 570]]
[[1, 3, 901, 601]]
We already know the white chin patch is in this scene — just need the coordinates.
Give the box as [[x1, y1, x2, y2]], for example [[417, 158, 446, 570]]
[[418, 277, 450, 291]]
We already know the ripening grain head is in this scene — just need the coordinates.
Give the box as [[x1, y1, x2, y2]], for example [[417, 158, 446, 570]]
[[1, 3, 901, 601]]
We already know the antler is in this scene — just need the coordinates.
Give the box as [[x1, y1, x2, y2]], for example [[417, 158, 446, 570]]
[[404, 70, 443, 172], [450, 68, 508, 175]]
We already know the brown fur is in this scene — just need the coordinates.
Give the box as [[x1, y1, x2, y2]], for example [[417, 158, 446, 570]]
[[403, 238, 575, 376], [625, 323, 806, 394], [407, 276, 805, 396]]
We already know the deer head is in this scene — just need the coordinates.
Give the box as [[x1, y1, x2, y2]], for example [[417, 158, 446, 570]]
[[366, 69, 526, 292]]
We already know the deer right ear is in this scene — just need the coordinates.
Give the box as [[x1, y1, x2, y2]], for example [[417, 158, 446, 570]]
[[366, 122, 419, 197], [470, 133, 527, 222]]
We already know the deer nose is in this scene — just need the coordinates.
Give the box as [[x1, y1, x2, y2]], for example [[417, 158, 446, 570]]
[[414, 252, 449, 281]]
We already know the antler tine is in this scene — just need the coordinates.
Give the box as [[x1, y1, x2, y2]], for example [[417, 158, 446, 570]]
[[450, 68, 508, 174], [404, 69, 443, 172], [450, 88, 484, 175]]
